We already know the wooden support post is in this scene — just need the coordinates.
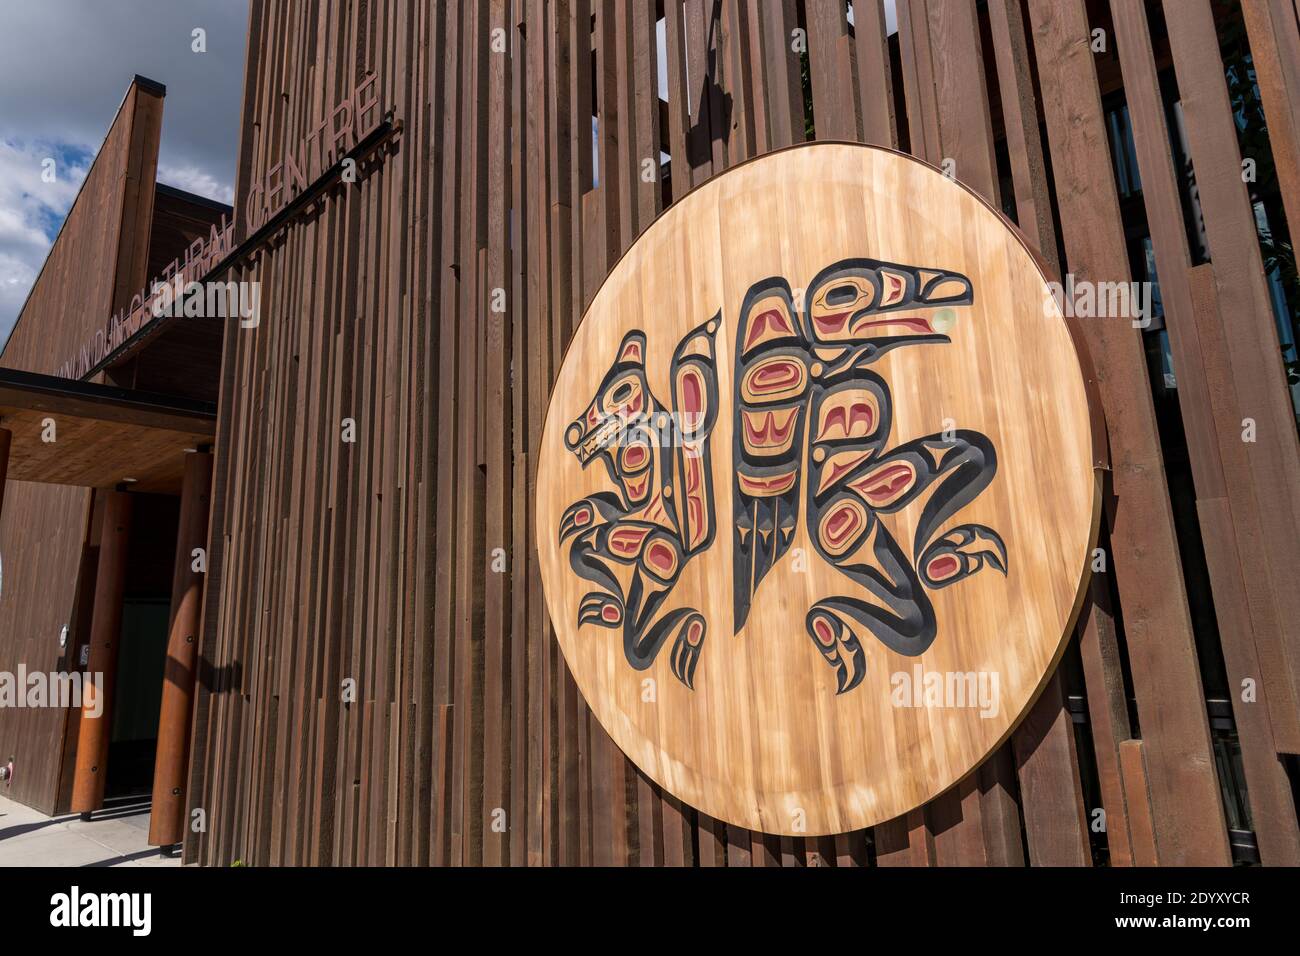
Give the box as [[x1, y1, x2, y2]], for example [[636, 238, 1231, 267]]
[[149, 450, 213, 846], [70, 489, 133, 815]]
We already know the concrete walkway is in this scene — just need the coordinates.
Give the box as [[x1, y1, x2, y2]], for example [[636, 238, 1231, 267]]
[[0, 793, 181, 867]]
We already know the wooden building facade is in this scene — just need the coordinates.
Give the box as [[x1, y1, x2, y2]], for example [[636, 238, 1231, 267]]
[[2, 0, 1298, 868], [0, 76, 227, 822], [179, 0, 1300, 867]]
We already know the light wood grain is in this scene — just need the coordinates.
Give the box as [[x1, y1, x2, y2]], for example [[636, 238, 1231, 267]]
[[537, 142, 1101, 835]]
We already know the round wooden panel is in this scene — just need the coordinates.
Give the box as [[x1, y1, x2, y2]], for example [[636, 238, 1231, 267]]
[[537, 143, 1100, 836]]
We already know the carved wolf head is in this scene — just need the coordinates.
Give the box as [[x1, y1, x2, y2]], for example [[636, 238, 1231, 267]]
[[563, 331, 661, 479]]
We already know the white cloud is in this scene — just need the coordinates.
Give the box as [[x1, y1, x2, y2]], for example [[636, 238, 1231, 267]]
[[158, 163, 235, 205], [0, 0, 246, 343], [0, 139, 92, 340]]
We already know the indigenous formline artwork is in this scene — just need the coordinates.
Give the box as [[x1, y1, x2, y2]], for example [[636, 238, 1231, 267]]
[[735, 259, 1006, 693], [558, 257, 1007, 694], [558, 319, 721, 689]]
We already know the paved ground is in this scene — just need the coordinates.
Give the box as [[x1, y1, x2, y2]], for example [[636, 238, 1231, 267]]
[[0, 792, 181, 867]]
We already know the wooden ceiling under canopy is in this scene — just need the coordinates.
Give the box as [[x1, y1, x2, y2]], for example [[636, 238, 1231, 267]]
[[0, 367, 216, 494]]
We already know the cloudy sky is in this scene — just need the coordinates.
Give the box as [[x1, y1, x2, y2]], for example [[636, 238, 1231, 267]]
[[0, 0, 249, 341]]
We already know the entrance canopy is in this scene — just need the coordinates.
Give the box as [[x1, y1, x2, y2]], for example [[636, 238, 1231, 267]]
[[0, 367, 216, 493]]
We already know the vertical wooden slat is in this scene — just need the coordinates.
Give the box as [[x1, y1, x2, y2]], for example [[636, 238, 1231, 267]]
[[523, 0, 550, 869], [896, 0, 942, 164], [1111, 0, 1300, 865], [1077, 577, 1137, 867], [806, 0, 858, 140], [874, 808, 936, 866], [987, 0, 1059, 273], [925, 0, 998, 198], [1162, 0, 1300, 754], [481, 0, 514, 867], [984, 0, 1092, 867], [1010, 674, 1092, 865], [720, 0, 755, 163], [432, 0, 464, 869], [1239, 0, 1300, 253], [853, 0, 898, 148], [929, 776, 988, 865], [1118, 740, 1159, 866], [910, 0, 1032, 867], [683, 0, 715, 186], [886, 2, 970, 861], [664, 0, 693, 198], [1027, 0, 1231, 866], [1186, 265, 1300, 864], [760, 0, 806, 150]]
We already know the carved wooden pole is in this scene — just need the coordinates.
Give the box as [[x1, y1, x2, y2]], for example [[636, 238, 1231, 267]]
[[70, 488, 133, 815], [149, 450, 212, 846]]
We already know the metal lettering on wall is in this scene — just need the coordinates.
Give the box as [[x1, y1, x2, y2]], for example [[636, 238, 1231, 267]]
[[58, 73, 394, 382], [537, 143, 1102, 836]]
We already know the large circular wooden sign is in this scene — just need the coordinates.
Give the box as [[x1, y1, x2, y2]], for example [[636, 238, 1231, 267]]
[[537, 143, 1100, 836]]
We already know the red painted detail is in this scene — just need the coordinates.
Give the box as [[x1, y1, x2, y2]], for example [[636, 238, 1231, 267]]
[[817, 400, 875, 442], [749, 359, 802, 394], [738, 470, 797, 496], [609, 525, 651, 557], [681, 368, 702, 414], [645, 540, 677, 576], [927, 555, 960, 580], [849, 315, 933, 336], [684, 456, 701, 493], [823, 502, 865, 550], [623, 444, 647, 469], [625, 472, 650, 502], [817, 451, 872, 494], [742, 408, 798, 447], [882, 270, 906, 304], [813, 309, 852, 336], [853, 462, 916, 505], [743, 307, 794, 352], [813, 616, 835, 647], [686, 620, 704, 646]]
